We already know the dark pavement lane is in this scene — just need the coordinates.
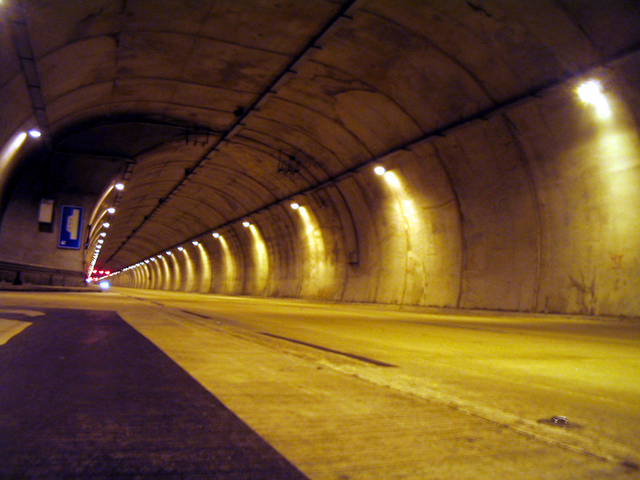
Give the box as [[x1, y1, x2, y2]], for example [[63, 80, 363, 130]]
[[0, 308, 307, 480]]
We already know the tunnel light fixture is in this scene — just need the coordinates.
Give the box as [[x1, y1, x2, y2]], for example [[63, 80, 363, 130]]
[[577, 79, 610, 117], [212, 232, 220, 238], [28, 129, 42, 138], [114, 183, 125, 191], [107, 207, 116, 214], [99, 232, 107, 237], [577, 80, 603, 103], [177, 246, 184, 251], [192, 240, 199, 246], [102, 222, 110, 228], [374, 166, 386, 176], [290, 203, 300, 210], [242, 221, 251, 227], [166, 251, 172, 255], [158, 254, 163, 258], [150, 257, 156, 261], [144, 260, 150, 264], [97, 239, 104, 244]]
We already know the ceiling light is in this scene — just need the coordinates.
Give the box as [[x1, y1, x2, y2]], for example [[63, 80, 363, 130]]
[[98, 239, 104, 244], [177, 247, 184, 251], [114, 183, 125, 191], [102, 222, 110, 228], [577, 80, 603, 104], [374, 166, 386, 175], [166, 251, 172, 255], [576, 79, 610, 117], [290, 203, 300, 210], [242, 221, 251, 227], [107, 208, 116, 214], [192, 240, 199, 246], [212, 232, 220, 238], [28, 129, 41, 138], [100, 232, 106, 237]]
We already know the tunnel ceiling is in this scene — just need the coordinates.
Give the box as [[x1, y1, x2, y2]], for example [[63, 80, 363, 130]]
[[2, 0, 640, 272]]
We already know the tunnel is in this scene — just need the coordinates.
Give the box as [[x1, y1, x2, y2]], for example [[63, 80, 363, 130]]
[[1, 2, 640, 478], [1, 1, 639, 317]]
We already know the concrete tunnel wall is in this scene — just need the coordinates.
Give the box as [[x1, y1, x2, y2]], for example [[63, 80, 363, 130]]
[[111, 54, 640, 318], [2, 1, 638, 319]]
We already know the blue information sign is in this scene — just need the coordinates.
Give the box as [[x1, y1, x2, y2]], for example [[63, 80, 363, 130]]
[[58, 205, 84, 249]]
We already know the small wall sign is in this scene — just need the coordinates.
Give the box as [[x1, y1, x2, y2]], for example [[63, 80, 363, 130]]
[[58, 205, 83, 249]]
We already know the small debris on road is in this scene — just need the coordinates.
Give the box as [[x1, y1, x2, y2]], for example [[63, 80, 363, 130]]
[[537, 416, 582, 428]]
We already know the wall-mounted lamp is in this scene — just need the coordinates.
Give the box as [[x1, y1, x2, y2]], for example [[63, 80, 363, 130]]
[[107, 207, 116, 214], [98, 239, 104, 244], [166, 251, 172, 255], [374, 166, 386, 176], [192, 240, 199, 246], [577, 79, 610, 117], [178, 247, 184, 251], [102, 222, 110, 228], [212, 232, 220, 238], [290, 203, 300, 210], [99, 232, 106, 237], [144, 260, 150, 264], [242, 221, 251, 228], [115, 183, 125, 191], [28, 129, 41, 138]]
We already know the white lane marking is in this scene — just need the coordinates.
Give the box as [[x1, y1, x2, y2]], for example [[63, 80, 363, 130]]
[[0, 319, 32, 345], [0, 309, 44, 317]]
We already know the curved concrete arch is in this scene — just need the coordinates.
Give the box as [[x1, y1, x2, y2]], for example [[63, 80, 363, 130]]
[[235, 129, 330, 183], [243, 116, 348, 177], [212, 228, 243, 295], [0, 82, 38, 148], [358, 9, 496, 103], [310, 12, 490, 132], [223, 224, 250, 295], [49, 98, 233, 134], [223, 138, 321, 189], [2, 0, 640, 318], [280, 62, 426, 151], [131, 213, 212, 255], [187, 163, 282, 208], [172, 167, 276, 222], [334, 173, 386, 303], [255, 95, 375, 164], [210, 142, 310, 196], [175, 180, 251, 224]]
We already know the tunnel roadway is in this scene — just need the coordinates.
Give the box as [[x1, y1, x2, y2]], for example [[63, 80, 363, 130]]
[[1, 288, 639, 479]]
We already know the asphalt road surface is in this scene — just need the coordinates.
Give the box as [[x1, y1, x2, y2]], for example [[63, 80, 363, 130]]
[[1, 288, 639, 479]]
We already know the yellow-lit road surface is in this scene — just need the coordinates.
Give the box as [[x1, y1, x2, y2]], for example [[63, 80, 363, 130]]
[[2, 288, 640, 479]]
